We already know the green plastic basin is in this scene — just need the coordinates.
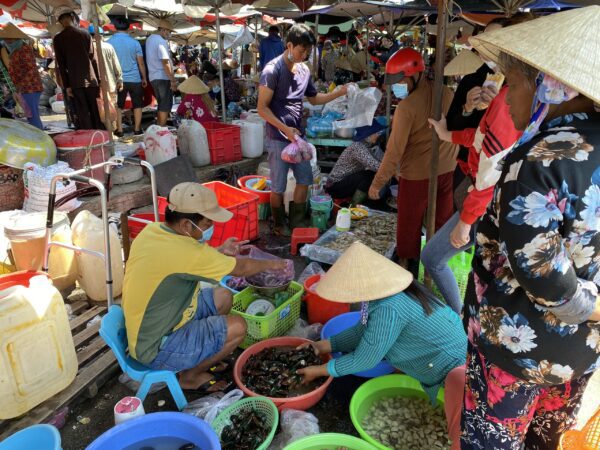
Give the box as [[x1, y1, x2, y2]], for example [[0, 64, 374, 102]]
[[283, 433, 377, 450], [349, 374, 445, 450]]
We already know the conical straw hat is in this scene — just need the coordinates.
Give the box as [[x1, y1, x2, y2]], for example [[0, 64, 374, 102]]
[[315, 241, 413, 303], [178, 75, 210, 95], [0, 23, 29, 40], [444, 50, 483, 77], [470, 6, 600, 104]]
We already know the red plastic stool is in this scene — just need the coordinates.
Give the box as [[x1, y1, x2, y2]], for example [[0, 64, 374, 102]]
[[291, 228, 320, 255]]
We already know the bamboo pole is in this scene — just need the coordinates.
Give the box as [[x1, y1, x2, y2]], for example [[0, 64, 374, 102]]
[[252, 16, 259, 75], [89, 0, 114, 144], [424, 0, 449, 288]]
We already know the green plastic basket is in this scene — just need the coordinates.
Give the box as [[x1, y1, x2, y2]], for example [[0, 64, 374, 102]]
[[349, 374, 445, 450], [418, 237, 474, 300], [211, 396, 279, 450], [232, 281, 303, 349], [283, 433, 378, 450]]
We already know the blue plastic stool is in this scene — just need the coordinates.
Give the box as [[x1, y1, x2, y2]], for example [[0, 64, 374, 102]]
[[0, 424, 61, 450], [99, 306, 187, 410]]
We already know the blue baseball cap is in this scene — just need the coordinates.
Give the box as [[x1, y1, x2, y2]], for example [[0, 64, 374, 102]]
[[88, 24, 103, 35], [353, 120, 387, 142]]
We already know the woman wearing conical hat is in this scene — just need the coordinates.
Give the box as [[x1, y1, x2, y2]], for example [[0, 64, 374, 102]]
[[459, 7, 600, 449], [297, 242, 467, 450], [176, 75, 219, 125]]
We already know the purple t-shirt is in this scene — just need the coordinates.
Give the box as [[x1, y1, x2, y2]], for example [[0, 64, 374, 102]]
[[260, 55, 317, 142]]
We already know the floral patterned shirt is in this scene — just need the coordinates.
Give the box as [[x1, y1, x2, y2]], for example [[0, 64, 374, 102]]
[[8, 44, 42, 94], [327, 141, 383, 185], [465, 112, 600, 386]]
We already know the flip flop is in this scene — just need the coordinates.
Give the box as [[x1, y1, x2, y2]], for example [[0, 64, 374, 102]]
[[187, 375, 232, 394]]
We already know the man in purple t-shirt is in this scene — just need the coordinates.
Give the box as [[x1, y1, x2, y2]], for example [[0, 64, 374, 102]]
[[258, 24, 348, 236]]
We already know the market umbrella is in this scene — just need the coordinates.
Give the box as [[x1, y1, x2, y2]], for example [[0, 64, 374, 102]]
[[0, 0, 76, 23]]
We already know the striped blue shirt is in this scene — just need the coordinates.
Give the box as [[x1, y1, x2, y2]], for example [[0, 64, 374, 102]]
[[327, 293, 467, 403]]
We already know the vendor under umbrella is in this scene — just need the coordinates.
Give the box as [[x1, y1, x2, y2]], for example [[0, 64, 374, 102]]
[[176, 75, 219, 124], [325, 120, 387, 205], [297, 242, 467, 450]]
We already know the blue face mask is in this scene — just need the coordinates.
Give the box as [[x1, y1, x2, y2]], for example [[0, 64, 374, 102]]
[[391, 83, 409, 99], [189, 221, 214, 243], [212, 86, 221, 94]]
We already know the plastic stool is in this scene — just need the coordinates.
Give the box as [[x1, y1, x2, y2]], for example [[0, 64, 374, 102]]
[[291, 228, 319, 255]]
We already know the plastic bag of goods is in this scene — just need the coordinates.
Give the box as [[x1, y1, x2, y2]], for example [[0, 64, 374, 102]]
[[0, 119, 57, 169], [143, 125, 177, 167], [333, 86, 382, 130], [178, 120, 210, 167], [268, 409, 320, 449], [23, 161, 80, 213], [281, 138, 314, 164], [71, 210, 124, 302], [183, 389, 244, 424], [232, 120, 263, 158], [244, 247, 294, 288]]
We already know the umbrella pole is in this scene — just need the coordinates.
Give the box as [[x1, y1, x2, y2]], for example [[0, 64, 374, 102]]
[[216, 7, 227, 122], [90, 0, 114, 143], [313, 15, 319, 79], [252, 16, 259, 75], [424, 0, 448, 287]]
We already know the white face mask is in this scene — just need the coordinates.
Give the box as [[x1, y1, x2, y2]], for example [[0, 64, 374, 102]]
[[485, 60, 497, 72]]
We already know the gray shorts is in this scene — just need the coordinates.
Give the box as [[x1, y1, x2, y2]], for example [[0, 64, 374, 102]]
[[151, 79, 173, 113]]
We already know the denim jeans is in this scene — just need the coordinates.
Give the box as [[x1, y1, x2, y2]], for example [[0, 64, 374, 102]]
[[421, 211, 475, 314]]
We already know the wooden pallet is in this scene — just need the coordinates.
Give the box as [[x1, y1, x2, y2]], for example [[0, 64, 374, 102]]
[[0, 300, 119, 440]]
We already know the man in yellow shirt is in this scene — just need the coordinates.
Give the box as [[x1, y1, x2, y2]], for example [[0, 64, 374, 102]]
[[123, 182, 286, 390]]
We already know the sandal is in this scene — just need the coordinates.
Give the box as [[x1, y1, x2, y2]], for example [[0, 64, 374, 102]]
[[182, 374, 232, 394]]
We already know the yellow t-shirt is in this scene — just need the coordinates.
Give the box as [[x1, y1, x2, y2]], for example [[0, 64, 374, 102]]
[[122, 223, 236, 364]]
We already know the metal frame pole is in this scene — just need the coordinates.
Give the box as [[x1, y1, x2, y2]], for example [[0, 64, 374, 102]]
[[313, 15, 319, 78]]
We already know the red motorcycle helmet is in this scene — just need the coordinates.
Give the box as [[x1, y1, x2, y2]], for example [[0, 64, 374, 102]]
[[384, 48, 425, 85]]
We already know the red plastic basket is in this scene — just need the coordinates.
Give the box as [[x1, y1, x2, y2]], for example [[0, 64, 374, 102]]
[[127, 213, 164, 239], [203, 181, 259, 244], [203, 122, 242, 165]]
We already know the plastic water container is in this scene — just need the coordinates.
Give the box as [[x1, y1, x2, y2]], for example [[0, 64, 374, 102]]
[[0, 272, 77, 419], [71, 210, 124, 302], [114, 396, 145, 425], [233, 120, 264, 158], [4, 212, 78, 291]]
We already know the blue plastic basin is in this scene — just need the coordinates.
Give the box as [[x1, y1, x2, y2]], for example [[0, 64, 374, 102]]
[[321, 312, 395, 378], [0, 425, 61, 450], [86, 412, 220, 450], [220, 275, 240, 294]]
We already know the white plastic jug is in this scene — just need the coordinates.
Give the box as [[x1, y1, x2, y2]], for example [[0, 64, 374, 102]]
[[71, 210, 124, 302], [143, 125, 177, 167], [178, 120, 211, 167], [4, 211, 78, 291], [233, 120, 263, 158], [242, 110, 266, 141], [0, 274, 77, 419]]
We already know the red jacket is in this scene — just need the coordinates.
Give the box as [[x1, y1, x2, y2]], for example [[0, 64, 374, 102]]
[[451, 86, 522, 225]]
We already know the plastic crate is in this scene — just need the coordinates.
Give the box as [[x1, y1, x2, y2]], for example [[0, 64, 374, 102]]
[[418, 237, 474, 300], [203, 181, 259, 243], [232, 281, 303, 349], [127, 213, 164, 239], [203, 122, 242, 165]]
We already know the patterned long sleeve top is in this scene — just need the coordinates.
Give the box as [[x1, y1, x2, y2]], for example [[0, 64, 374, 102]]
[[327, 293, 467, 403], [327, 141, 383, 185], [465, 112, 600, 386]]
